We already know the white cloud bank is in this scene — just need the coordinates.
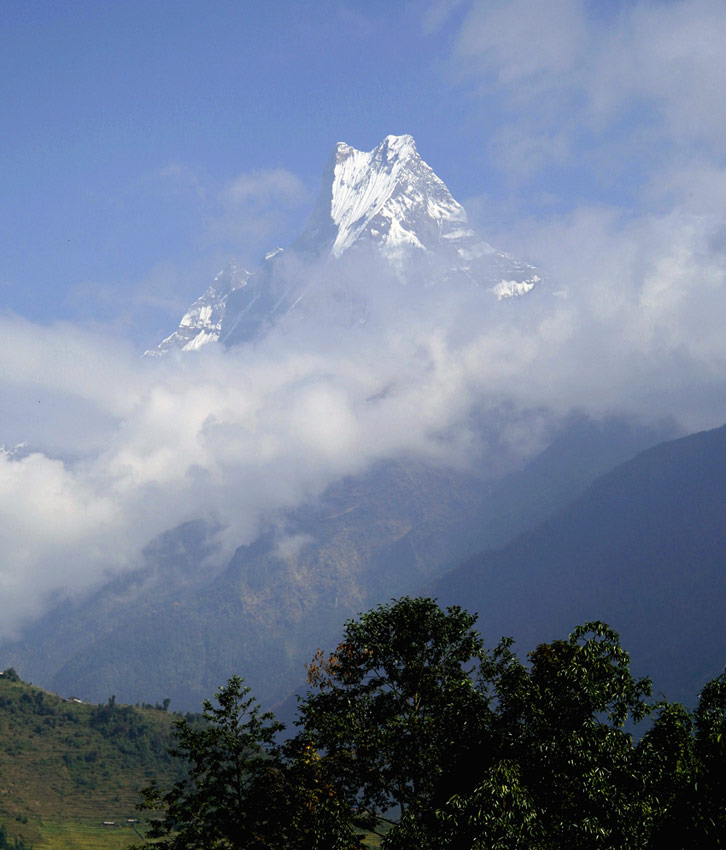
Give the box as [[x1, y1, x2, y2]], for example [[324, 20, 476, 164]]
[[446, 0, 726, 175], [2, 204, 726, 640]]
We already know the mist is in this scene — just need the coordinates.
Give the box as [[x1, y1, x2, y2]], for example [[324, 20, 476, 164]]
[[2, 206, 726, 641]]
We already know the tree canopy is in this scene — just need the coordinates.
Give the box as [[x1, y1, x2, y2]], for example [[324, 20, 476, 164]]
[[137, 675, 358, 850], [138, 676, 290, 849], [138, 597, 726, 849], [299, 596, 488, 822]]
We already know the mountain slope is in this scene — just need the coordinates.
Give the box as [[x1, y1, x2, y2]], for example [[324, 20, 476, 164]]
[[146, 264, 253, 356], [0, 672, 183, 848], [432, 423, 726, 706], [10, 459, 497, 709], [296, 134, 492, 262], [1, 417, 670, 711]]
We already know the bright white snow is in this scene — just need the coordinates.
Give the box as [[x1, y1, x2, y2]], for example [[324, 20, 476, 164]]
[[329, 134, 469, 259], [150, 134, 541, 355]]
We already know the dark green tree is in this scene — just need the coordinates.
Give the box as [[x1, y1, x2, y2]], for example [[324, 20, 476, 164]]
[[278, 735, 363, 850], [692, 670, 726, 844], [640, 670, 726, 848], [0, 668, 21, 683], [435, 759, 543, 850], [636, 700, 696, 847], [433, 622, 654, 850], [137, 675, 357, 850], [297, 596, 490, 845], [134, 600, 726, 849], [507, 623, 651, 849], [138, 676, 288, 849]]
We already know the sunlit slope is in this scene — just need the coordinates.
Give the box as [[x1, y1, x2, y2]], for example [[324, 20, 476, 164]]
[[0, 673, 184, 848]]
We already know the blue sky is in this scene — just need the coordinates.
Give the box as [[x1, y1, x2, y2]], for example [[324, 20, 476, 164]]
[[2, 0, 726, 632], [2, 1, 472, 341], [7, 0, 721, 345]]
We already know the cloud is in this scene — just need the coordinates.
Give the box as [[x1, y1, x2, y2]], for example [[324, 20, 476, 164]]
[[2, 210, 726, 641], [454, 0, 587, 87], [3, 0, 726, 645], [646, 158, 726, 214], [441, 0, 726, 196], [147, 163, 208, 201], [495, 207, 726, 420], [421, 0, 467, 33], [426, 0, 726, 414], [434, 0, 726, 426], [0, 283, 502, 637], [588, 0, 726, 152], [78, 165, 314, 348], [222, 169, 308, 207], [205, 168, 310, 258]]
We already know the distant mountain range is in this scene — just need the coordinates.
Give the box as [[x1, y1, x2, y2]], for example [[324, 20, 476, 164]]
[[433, 422, 726, 706]]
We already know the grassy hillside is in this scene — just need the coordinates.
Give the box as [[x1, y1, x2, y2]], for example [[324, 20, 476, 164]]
[[0, 670, 186, 849]]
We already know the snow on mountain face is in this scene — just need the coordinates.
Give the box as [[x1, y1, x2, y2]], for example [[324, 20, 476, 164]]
[[296, 134, 489, 264], [145, 264, 253, 357], [329, 134, 462, 258], [149, 134, 541, 355], [298, 134, 538, 289]]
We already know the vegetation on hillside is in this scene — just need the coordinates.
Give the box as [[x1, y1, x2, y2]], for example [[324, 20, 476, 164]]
[[2, 596, 724, 847], [0, 670, 189, 848], [137, 597, 726, 849]]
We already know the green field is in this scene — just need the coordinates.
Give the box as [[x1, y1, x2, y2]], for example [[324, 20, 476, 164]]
[[0, 671, 185, 849], [1, 817, 146, 850]]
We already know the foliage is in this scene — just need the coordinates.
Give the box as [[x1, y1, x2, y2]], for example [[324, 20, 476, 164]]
[[137, 598, 726, 849], [692, 670, 726, 841], [0, 824, 32, 849], [435, 760, 542, 850], [0, 674, 184, 849], [278, 735, 363, 850], [138, 676, 285, 849], [638, 670, 726, 847], [455, 622, 654, 850], [298, 600, 726, 849], [0, 669, 21, 683], [298, 595, 488, 836], [137, 676, 359, 849]]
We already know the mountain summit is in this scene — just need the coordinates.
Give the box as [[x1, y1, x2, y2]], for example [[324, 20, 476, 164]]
[[294, 133, 479, 261], [148, 134, 540, 355], [330, 135, 428, 258]]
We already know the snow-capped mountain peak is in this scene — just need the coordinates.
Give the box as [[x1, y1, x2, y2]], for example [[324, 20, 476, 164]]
[[305, 133, 480, 262], [149, 134, 541, 355]]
